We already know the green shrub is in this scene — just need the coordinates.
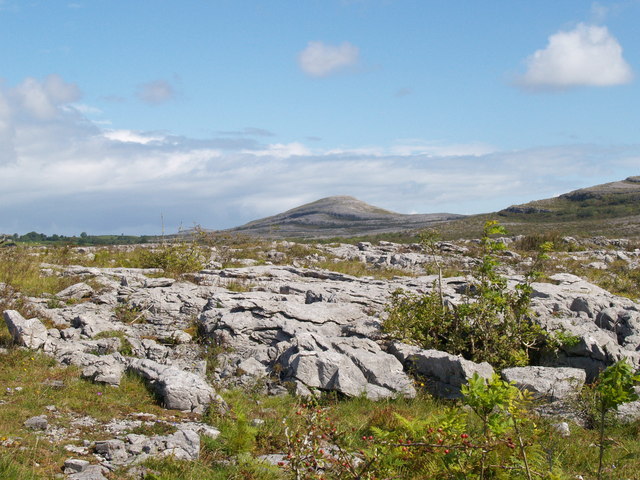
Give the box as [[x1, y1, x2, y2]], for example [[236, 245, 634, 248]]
[[383, 221, 549, 369], [139, 242, 207, 276]]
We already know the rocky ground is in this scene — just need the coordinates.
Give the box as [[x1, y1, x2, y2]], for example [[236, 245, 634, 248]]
[[2, 236, 640, 478]]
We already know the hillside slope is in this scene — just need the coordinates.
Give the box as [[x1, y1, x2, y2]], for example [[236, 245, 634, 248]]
[[229, 195, 464, 238]]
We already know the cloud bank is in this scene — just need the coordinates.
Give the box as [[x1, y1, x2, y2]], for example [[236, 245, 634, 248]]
[[1, 75, 638, 235], [517, 23, 633, 90], [298, 41, 360, 77]]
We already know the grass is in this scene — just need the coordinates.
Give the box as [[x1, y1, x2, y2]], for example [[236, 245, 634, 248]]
[[0, 247, 82, 298], [197, 387, 640, 479], [315, 258, 411, 279], [0, 344, 189, 479], [567, 260, 640, 301]]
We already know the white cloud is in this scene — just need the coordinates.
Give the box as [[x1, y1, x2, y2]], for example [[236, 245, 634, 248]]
[[243, 142, 311, 158], [517, 23, 633, 90], [11, 74, 81, 120], [136, 79, 175, 104], [298, 41, 360, 77], [325, 141, 495, 158], [103, 129, 166, 145], [69, 103, 102, 115], [1, 74, 639, 235]]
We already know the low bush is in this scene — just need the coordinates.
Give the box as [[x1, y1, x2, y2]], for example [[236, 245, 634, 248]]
[[138, 242, 207, 277], [383, 221, 550, 369]]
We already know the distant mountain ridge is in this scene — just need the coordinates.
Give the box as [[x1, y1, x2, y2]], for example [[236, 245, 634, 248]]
[[220, 176, 640, 240], [229, 195, 464, 238], [499, 176, 640, 219]]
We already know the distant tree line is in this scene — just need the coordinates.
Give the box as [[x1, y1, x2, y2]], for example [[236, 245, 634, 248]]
[[3, 231, 153, 246]]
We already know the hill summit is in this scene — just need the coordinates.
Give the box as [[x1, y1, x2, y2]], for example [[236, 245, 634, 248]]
[[230, 195, 463, 238]]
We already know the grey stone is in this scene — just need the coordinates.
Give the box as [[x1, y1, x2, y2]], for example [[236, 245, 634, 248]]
[[616, 400, 640, 423], [24, 415, 48, 430], [128, 358, 219, 413], [551, 422, 571, 437], [333, 337, 415, 398], [4, 310, 48, 349], [63, 458, 90, 474], [389, 343, 494, 399], [501, 366, 586, 401], [237, 357, 268, 377], [305, 290, 324, 304], [94, 439, 128, 463], [257, 453, 288, 466], [160, 429, 200, 460], [168, 329, 192, 344], [176, 422, 220, 440], [66, 465, 109, 480], [72, 312, 121, 338], [144, 277, 176, 288], [80, 354, 126, 386], [279, 333, 414, 399], [56, 283, 94, 300]]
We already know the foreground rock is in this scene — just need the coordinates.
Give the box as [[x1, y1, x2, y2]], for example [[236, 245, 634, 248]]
[[389, 343, 494, 398], [501, 366, 586, 401], [128, 358, 222, 414], [4, 309, 48, 349]]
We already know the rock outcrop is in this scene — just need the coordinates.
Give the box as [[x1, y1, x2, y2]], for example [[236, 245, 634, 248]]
[[2, 238, 640, 476]]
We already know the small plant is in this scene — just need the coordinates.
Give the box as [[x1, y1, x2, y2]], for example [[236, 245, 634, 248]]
[[93, 330, 134, 356], [46, 297, 64, 309], [282, 400, 380, 479], [224, 279, 255, 293], [419, 228, 445, 307], [113, 301, 146, 324], [462, 373, 537, 480], [594, 359, 640, 479]]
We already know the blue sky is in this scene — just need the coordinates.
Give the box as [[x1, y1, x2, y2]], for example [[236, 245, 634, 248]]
[[1, 0, 639, 235]]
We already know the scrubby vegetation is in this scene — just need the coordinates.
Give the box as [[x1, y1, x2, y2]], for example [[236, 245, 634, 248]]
[[383, 221, 552, 369]]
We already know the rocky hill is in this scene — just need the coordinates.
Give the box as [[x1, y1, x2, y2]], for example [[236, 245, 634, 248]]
[[423, 176, 640, 240], [496, 176, 640, 230], [228, 195, 464, 238]]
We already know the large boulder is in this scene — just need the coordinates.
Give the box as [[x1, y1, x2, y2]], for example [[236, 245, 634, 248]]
[[279, 333, 415, 400], [389, 343, 494, 399], [530, 273, 640, 381], [3, 310, 48, 349], [128, 358, 220, 414], [58, 352, 126, 386], [72, 312, 121, 338], [94, 429, 201, 466]]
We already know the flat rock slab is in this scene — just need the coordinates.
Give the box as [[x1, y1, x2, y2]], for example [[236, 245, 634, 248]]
[[501, 366, 586, 401], [57, 282, 94, 300]]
